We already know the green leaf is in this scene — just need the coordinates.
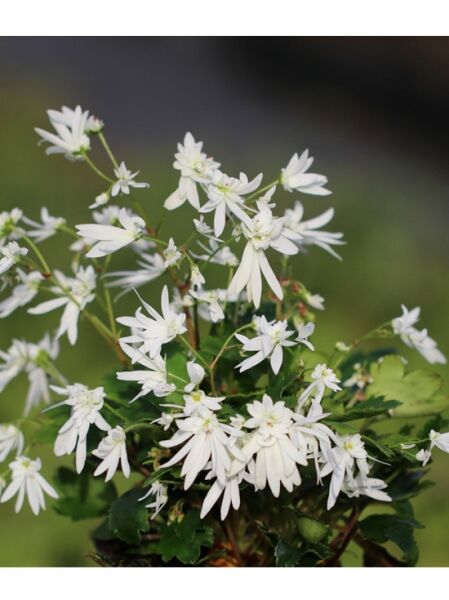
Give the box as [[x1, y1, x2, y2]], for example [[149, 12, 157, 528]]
[[53, 466, 117, 521], [331, 396, 401, 421], [274, 540, 303, 567], [158, 509, 214, 564], [366, 355, 445, 417], [358, 513, 423, 565], [166, 350, 189, 384], [323, 420, 359, 436], [102, 372, 166, 422], [297, 542, 332, 566], [109, 488, 150, 545], [102, 372, 139, 404], [199, 335, 227, 359]]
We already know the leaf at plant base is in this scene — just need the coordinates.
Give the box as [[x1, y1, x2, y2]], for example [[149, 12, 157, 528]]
[[53, 466, 117, 521], [297, 542, 332, 566], [366, 355, 444, 417], [109, 488, 150, 545], [158, 509, 214, 564], [274, 540, 303, 567], [358, 513, 423, 565]]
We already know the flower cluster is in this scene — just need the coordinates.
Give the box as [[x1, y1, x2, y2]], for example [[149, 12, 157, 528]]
[[0, 106, 447, 568]]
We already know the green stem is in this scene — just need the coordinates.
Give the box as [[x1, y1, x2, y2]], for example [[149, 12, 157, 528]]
[[103, 402, 125, 422], [22, 235, 51, 274], [199, 236, 234, 271], [82, 152, 114, 184], [178, 335, 210, 370], [352, 321, 393, 347], [98, 132, 119, 169], [125, 422, 156, 434], [210, 324, 252, 370], [143, 234, 168, 247], [59, 224, 79, 239], [246, 179, 279, 203]]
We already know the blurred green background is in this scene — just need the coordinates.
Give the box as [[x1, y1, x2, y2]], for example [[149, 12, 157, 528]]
[[0, 38, 448, 566]]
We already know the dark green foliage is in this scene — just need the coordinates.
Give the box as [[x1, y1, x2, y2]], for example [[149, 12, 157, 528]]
[[108, 488, 150, 545], [358, 510, 423, 566], [53, 466, 117, 521], [158, 509, 214, 564]]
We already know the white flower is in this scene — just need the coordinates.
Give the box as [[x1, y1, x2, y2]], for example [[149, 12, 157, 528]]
[[22, 207, 66, 243], [298, 364, 341, 415], [305, 292, 325, 310], [47, 105, 97, 132], [0, 476, 5, 494], [0, 335, 60, 414], [320, 434, 369, 510], [29, 265, 96, 345], [235, 316, 297, 374], [165, 132, 220, 211], [93, 205, 122, 225], [183, 389, 225, 416], [0, 242, 28, 275], [190, 264, 205, 288], [152, 412, 175, 431], [0, 270, 44, 318], [163, 238, 182, 268], [0, 208, 23, 245], [296, 322, 315, 351], [117, 342, 175, 399], [429, 429, 449, 454], [180, 362, 224, 416], [280, 149, 331, 195], [200, 171, 263, 237], [111, 161, 149, 197], [35, 105, 91, 159], [85, 116, 104, 134], [0, 456, 58, 515], [392, 305, 446, 365], [190, 288, 226, 323], [192, 239, 238, 267], [0, 425, 24, 461], [227, 205, 299, 308], [406, 328, 446, 365], [117, 285, 187, 358], [256, 185, 277, 209], [76, 207, 146, 258], [290, 408, 335, 482], [193, 216, 219, 239], [160, 408, 242, 489], [343, 363, 373, 390], [106, 252, 165, 298], [392, 304, 420, 336], [89, 192, 109, 210], [342, 473, 391, 503], [53, 383, 110, 474], [416, 448, 432, 466], [284, 201, 344, 259], [200, 470, 244, 521], [92, 426, 130, 481], [140, 481, 168, 518], [231, 395, 303, 497]]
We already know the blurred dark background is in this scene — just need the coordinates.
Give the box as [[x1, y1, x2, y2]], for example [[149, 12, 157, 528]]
[[0, 37, 448, 566]]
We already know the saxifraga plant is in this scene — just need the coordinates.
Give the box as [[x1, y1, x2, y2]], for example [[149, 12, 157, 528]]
[[0, 106, 447, 567]]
